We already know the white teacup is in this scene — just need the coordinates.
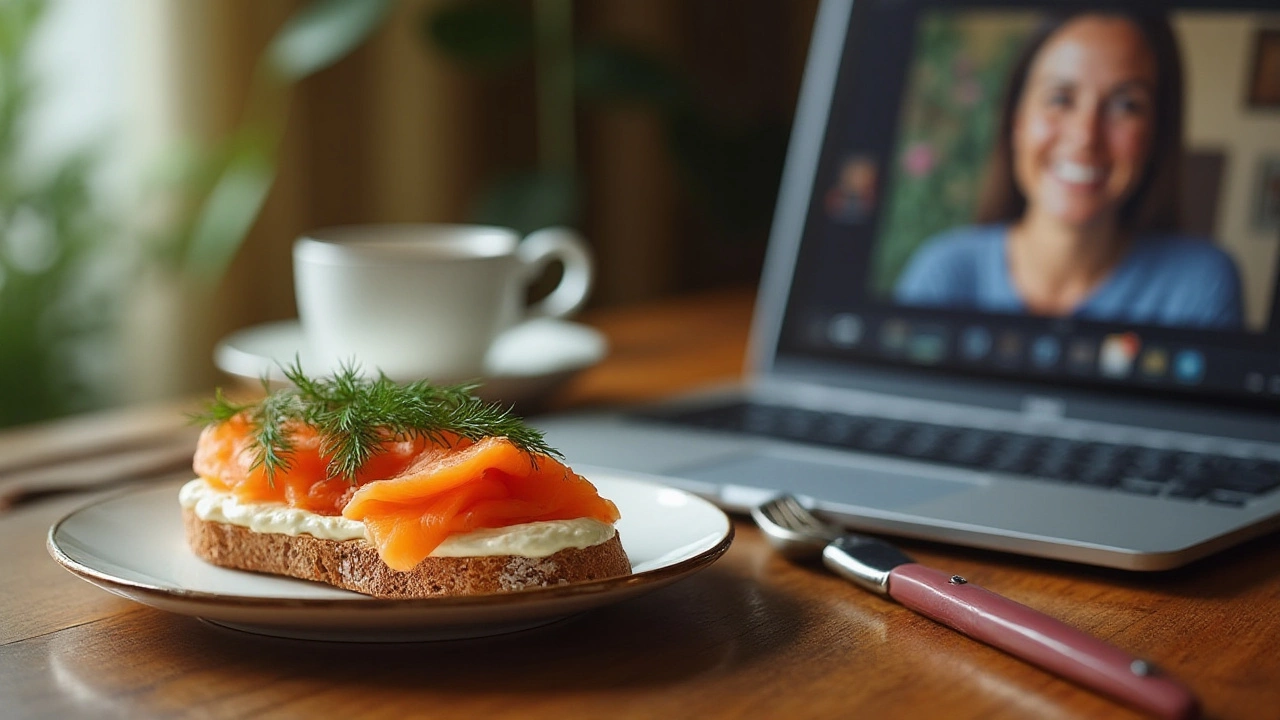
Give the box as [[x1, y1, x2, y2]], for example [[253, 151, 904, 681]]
[[293, 224, 593, 381]]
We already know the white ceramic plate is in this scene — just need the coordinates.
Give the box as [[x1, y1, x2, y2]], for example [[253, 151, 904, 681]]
[[213, 318, 607, 405], [48, 474, 733, 642]]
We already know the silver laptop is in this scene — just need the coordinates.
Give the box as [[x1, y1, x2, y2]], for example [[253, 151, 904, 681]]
[[537, 0, 1280, 570]]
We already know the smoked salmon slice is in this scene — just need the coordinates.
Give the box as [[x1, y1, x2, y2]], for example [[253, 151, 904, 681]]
[[343, 437, 621, 570], [192, 414, 620, 572]]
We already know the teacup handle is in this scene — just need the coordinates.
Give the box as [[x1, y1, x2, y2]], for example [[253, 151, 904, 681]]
[[517, 227, 594, 318]]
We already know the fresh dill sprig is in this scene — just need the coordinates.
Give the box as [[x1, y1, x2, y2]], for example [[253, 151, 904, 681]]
[[189, 387, 253, 425], [191, 359, 561, 482]]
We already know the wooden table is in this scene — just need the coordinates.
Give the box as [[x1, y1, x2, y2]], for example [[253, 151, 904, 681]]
[[2, 288, 1278, 719]]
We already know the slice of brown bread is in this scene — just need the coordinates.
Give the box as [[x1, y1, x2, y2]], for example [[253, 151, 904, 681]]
[[183, 509, 631, 598]]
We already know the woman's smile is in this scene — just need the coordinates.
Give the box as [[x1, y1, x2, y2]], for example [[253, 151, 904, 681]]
[[1049, 159, 1104, 186], [1013, 16, 1158, 231]]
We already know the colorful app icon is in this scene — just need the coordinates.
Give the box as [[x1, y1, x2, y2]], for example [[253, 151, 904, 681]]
[[879, 319, 909, 355], [824, 155, 879, 224], [1172, 349, 1205, 385], [1066, 338, 1097, 374], [826, 313, 864, 348], [1099, 332, 1141, 378], [996, 331, 1023, 366], [1246, 372, 1265, 393], [907, 326, 948, 365], [1139, 347, 1169, 378], [1030, 336, 1061, 369], [960, 326, 992, 361]]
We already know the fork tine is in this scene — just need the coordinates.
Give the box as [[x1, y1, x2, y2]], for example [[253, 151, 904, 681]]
[[778, 495, 812, 523], [759, 497, 800, 532], [753, 495, 838, 556], [771, 495, 810, 530], [757, 497, 792, 530], [779, 495, 823, 530], [764, 494, 834, 537], [764, 495, 803, 528]]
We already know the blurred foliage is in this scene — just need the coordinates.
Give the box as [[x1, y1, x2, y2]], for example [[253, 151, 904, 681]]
[[0, 0, 120, 426], [2, 0, 787, 426], [424, 0, 788, 238], [475, 168, 579, 238], [161, 0, 395, 287], [427, 0, 533, 69], [270, 0, 394, 80], [870, 14, 1028, 297], [0, 0, 391, 427]]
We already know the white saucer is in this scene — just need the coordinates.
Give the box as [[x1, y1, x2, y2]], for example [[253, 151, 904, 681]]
[[48, 474, 734, 642], [214, 318, 607, 405]]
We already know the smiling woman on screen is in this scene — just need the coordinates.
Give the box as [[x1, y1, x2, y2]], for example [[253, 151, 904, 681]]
[[894, 11, 1244, 330]]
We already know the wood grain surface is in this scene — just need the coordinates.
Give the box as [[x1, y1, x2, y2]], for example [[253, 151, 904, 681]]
[[2, 288, 1278, 720]]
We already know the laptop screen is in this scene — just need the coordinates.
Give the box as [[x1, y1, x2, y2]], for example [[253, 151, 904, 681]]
[[777, 0, 1280, 410]]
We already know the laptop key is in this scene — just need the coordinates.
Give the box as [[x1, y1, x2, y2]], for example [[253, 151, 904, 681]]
[[987, 436, 1043, 475], [1171, 452, 1213, 478], [1118, 477, 1164, 496], [777, 409, 821, 439], [742, 404, 784, 434], [1074, 465, 1123, 487], [1027, 438, 1086, 480], [1205, 489, 1251, 508], [1126, 448, 1175, 479], [1033, 455, 1076, 480], [1215, 461, 1280, 496], [857, 421, 910, 453], [1167, 481, 1213, 500], [1069, 444, 1126, 483], [815, 413, 870, 445], [658, 402, 749, 430], [898, 426, 956, 460], [944, 429, 1003, 466]]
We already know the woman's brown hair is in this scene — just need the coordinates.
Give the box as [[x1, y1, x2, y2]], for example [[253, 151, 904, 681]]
[[975, 10, 1184, 233]]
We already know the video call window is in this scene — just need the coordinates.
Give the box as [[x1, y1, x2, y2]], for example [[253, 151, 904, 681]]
[[839, 9, 1280, 334]]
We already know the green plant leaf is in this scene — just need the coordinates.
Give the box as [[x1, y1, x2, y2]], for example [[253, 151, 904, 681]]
[[268, 0, 394, 81], [575, 43, 686, 110], [0, 0, 44, 61], [182, 137, 275, 284], [424, 0, 533, 70], [472, 169, 578, 236]]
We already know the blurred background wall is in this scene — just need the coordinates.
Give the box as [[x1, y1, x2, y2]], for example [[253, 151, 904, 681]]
[[1, 0, 818, 426], [1178, 14, 1280, 330]]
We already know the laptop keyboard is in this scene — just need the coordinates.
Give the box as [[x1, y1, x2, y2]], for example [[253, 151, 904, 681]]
[[637, 401, 1280, 507]]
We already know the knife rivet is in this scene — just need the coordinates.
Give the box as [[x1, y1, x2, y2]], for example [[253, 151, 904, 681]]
[[949, 575, 967, 585], [1131, 660, 1158, 676]]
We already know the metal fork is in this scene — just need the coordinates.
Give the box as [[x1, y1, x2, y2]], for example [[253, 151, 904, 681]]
[[751, 493, 840, 556], [751, 495, 1199, 720], [754, 494, 922, 596]]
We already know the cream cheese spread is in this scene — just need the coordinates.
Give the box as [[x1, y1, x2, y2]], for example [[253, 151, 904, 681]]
[[179, 479, 615, 558]]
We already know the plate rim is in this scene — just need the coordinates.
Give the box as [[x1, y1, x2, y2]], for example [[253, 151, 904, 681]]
[[46, 478, 735, 612]]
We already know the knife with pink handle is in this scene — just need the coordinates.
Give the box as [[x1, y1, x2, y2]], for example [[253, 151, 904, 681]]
[[752, 495, 1199, 719], [824, 535, 1200, 720]]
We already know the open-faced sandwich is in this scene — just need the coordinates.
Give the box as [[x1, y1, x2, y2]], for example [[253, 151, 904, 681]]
[[181, 364, 630, 598]]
